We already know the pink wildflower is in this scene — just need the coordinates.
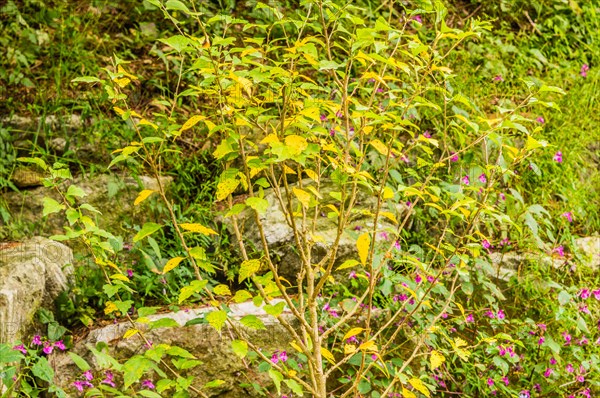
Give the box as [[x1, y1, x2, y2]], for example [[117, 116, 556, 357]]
[[580, 64, 589, 77], [553, 151, 563, 163]]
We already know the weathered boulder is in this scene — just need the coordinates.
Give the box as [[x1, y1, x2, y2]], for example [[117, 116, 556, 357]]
[[222, 179, 406, 279], [1, 174, 171, 237], [488, 236, 599, 281], [10, 167, 45, 188], [50, 301, 293, 397], [0, 237, 73, 343]]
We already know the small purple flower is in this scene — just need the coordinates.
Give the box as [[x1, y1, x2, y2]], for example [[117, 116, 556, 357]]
[[412, 15, 422, 23], [482, 240, 491, 249], [126, 269, 134, 278], [536, 116, 545, 124], [478, 173, 487, 184], [427, 275, 435, 283], [450, 152, 459, 162], [379, 231, 389, 240], [336, 110, 343, 118], [566, 363, 574, 372], [102, 371, 115, 387], [553, 245, 565, 257], [12, 344, 27, 355], [346, 336, 358, 344], [279, 350, 288, 362], [538, 337, 545, 345], [42, 341, 53, 355], [538, 323, 547, 331], [580, 64, 589, 77], [580, 289, 590, 299], [83, 371, 93, 381], [562, 331, 572, 344], [54, 340, 66, 350], [576, 375, 585, 383], [461, 175, 470, 185], [502, 376, 509, 386], [423, 130, 431, 138], [493, 75, 503, 82], [497, 309, 505, 320], [393, 240, 401, 250], [415, 274, 422, 284], [593, 289, 600, 300], [498, 346, 507, 356], [578, 336, 588, 345], [487, 378, 494, 387], [320, 114, 327, 122], [499, 192, 506, 201], [349, 271, 357, 279], [73, 381, 85, 392], [486, 310, 495, 319], [543, 368, 553, 377], [142, 379, 155, 389], [561, 211, 573, 222], [465, 314, 474, 323], [32, 335, 42, 346], [371, 354, 378, 361], [520, 391, 530, 398], [329, 128, 335, 137], [553, 151, 563, 163], [550, 357, 557, 365]]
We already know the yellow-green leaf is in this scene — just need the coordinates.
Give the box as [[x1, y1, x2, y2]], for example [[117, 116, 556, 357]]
[[232, 290, 252, 303], [369, 139, 389, 156], [213, 284, 231, 296], [293, 187, 311, 208], [179, 115, 206, 134], [336, 259, 359, 271], [320, 347, 335, 364], [402, 388, 417, 398], [123, 329, 139, 339], [216, 179, 239, 201], [163, 257, 185, 274], [430, 350, 445, 370], [238, 259, 261, 283], [180, 223, 218, 235], [285, 135, 308, 155], [357, 233, 371, 266], [134, 189, 156, 206], [343, 327, 364, 341], [231, 340, 248, 359], [206, 310, 227, 332], [408, 378, 430, 397]]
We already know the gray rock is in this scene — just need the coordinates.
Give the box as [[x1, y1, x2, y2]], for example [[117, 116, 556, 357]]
[[50, 301, 293, 397], [10, 167, 45, 188], [0, 237, 73, 343], [574, 236, 600, 269], [1, 174, 171, 237]]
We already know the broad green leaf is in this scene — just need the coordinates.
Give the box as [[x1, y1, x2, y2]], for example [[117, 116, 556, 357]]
[[17, 157, 47, 170], [133, 223, 163, 242], [123, 356, 154, 388], [204, 379, 226, 388], [66, 185, 86, 198], [264, 301, 285, 317], [31, 357, 54, 383], [240, 315, 266, 330], [336, 259, 359, 271], [269, 369, 284, 394], [246, 197, 269, 214], [284, 379, 304, 396], [43, 197, 65, 217]]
